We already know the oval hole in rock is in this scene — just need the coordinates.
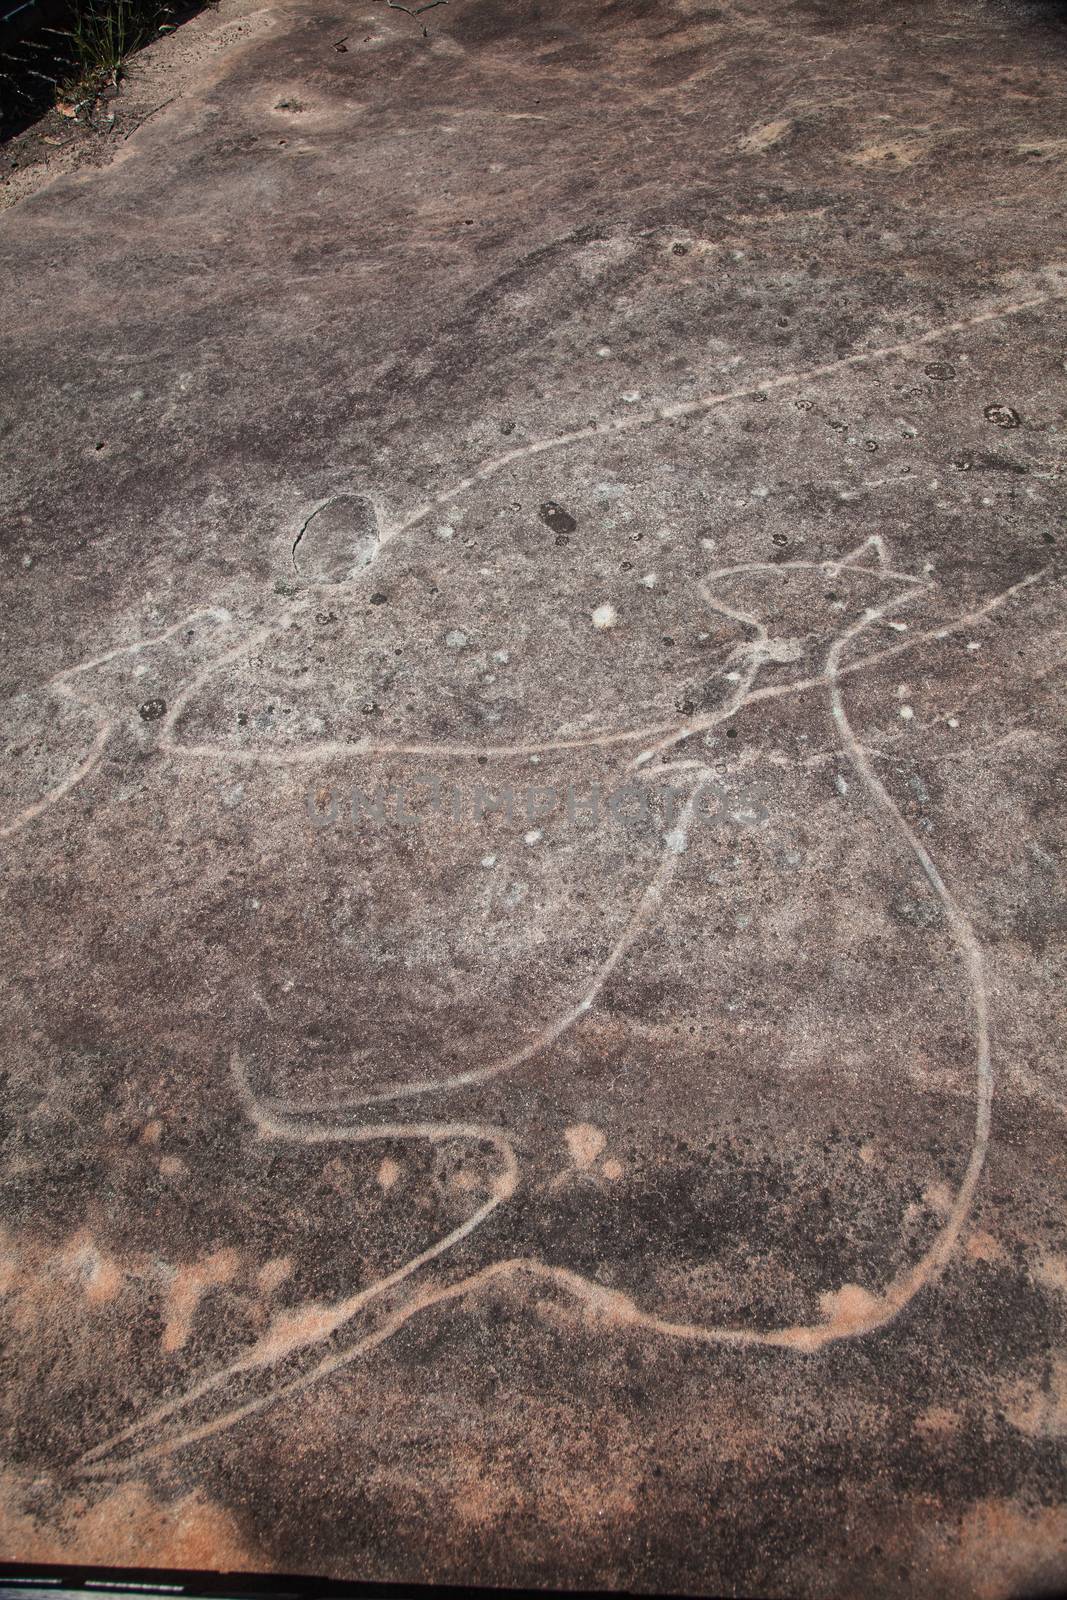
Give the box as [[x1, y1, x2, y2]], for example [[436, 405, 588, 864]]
[[293, 494, 379, 583]]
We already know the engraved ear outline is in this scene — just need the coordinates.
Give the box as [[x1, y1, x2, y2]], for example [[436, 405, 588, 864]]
[[823, 535, 927, 586], [830, 533, 890, 573]]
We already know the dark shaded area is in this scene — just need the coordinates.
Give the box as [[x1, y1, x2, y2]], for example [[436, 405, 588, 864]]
[[0, 0, 200, 135]]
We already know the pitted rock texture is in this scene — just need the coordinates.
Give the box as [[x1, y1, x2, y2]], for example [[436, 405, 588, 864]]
[[0, 0, 1065, 1595]]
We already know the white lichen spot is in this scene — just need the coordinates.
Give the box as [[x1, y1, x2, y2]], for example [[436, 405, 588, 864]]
[[967, 641, 982, 652], [435, 524, 455, 541], [621, 390, 641, 404], [751, 485, 770, 499], [591, 602, 618, 630], [899, 705, 914, 721], [665, 828, 687, 855], [480, 854, 497, 868], [835, 773, 849, 795], [524, 829, 542, 847], [445, 628, 469, 649], [639, 572, 658, 589], [759, 637, 803, 664], [947, 717, 959, 729]]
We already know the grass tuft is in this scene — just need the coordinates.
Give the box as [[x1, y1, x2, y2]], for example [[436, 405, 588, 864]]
[[56, 0, 172, 104], [1, 0, 180, 132]]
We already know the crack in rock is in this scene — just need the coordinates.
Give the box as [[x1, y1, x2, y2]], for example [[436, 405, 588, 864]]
[[291, 494, 380, 584]]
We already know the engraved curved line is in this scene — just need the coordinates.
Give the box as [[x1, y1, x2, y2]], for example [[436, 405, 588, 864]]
[[73, 562, 1019, 1472], [78, 1086, 519, 1474], [250, 686, 757, 1114], [4, 285, 1061, 839], [152, 564, 1045, 768], [0, 608, 231, 843], [162, 285, 1065, 757], [376, 284, 1067, 548]]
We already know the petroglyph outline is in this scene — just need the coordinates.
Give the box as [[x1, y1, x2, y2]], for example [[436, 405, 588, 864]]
[[1, 287, 1059, 1471], [2, 281, 1062, 834], [73, 538, 1050, 1473]]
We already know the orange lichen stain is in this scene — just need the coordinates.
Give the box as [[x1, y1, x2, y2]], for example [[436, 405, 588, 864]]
[[929, 1498, 1067, 1600], [161, 1248, 239, 1353], [1002, 1355, 1067, 1439], [601, 1157, 624, 1181], [84, 1256, 123, 1305], [914, 1404, 960, 1438], [0, 1470, 263, 1570], [377, 1156, 401, 1192], [1032, 1252, 1067, 1294], [966, 1229, 1006, 1264], [256, 1256, 293, 1295], [817, 1283, 883, 1334], [251, 1300, 344, 1364], [578, 1280, 642, 1330], [59, 1232, 124, 1307], [564, 1123, 606, 1170], [924, 1180, 955, 1217], [140, 1119, 163, 1146]]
